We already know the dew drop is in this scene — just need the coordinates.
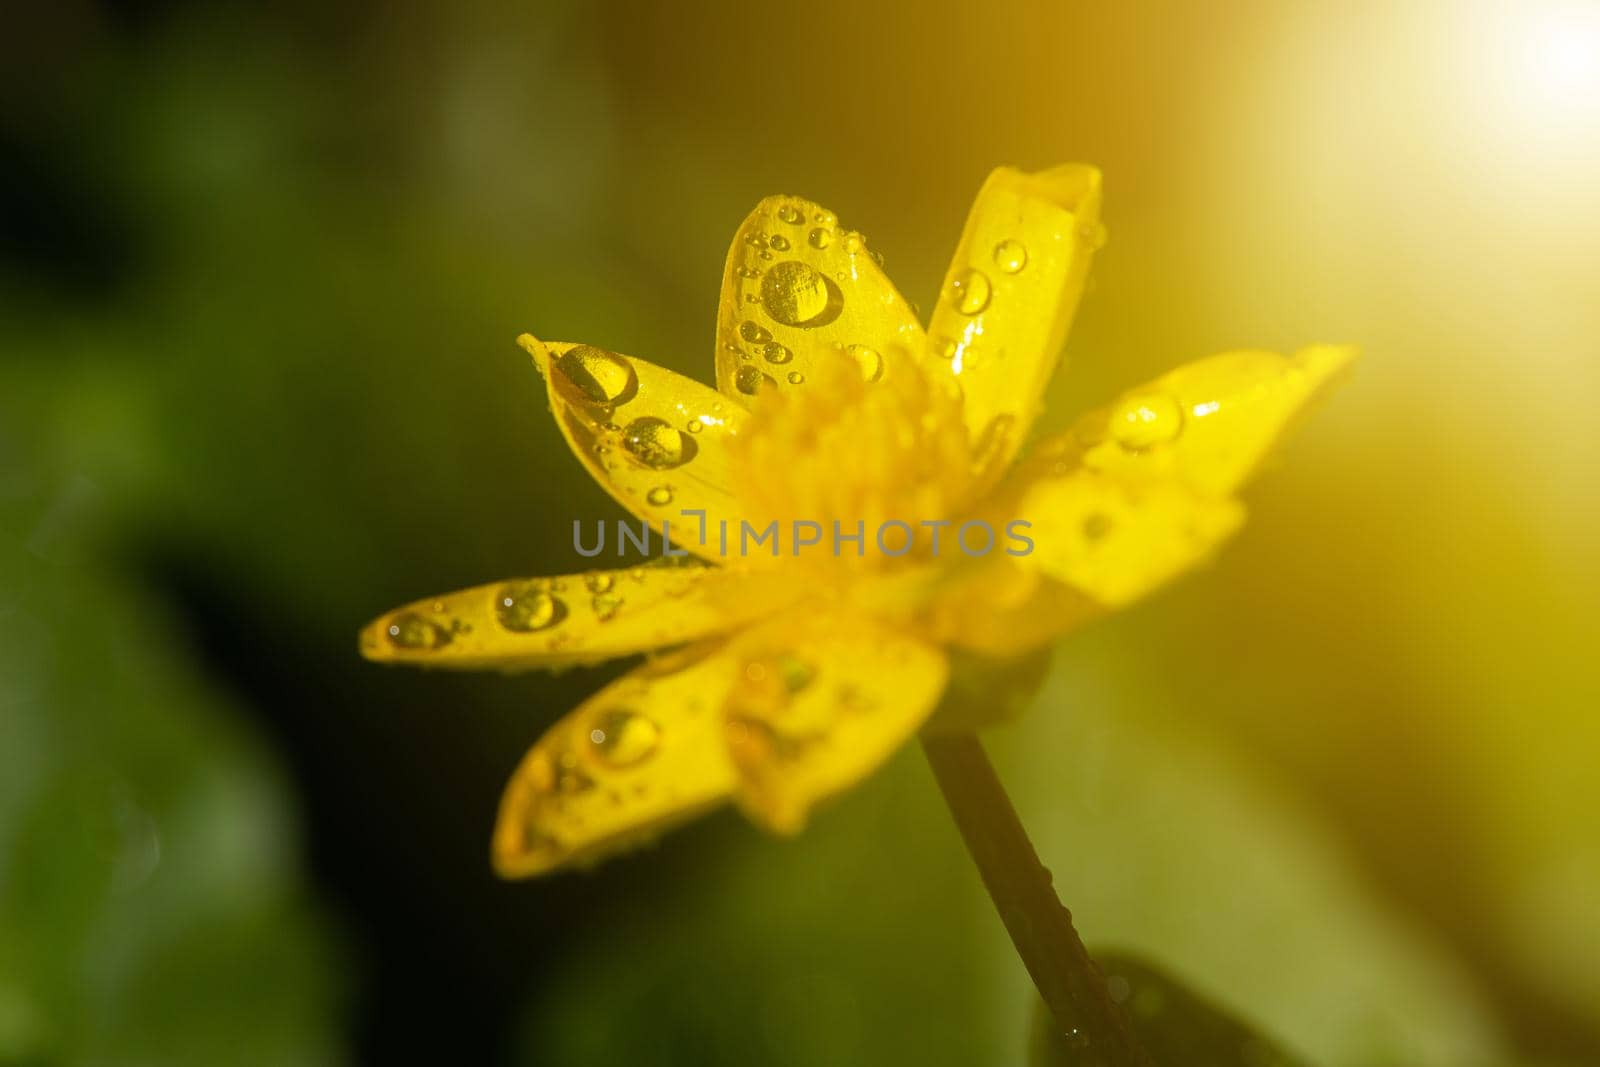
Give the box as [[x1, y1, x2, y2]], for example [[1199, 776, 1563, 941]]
[[584, 573, 614, 594], [735, 365, 774, 395], [848, 344, 883, 383], [551, 752, 595, 795], [588, 708, 660, 767], [738, 320, 771, 344], [993, 239, 1028, 273], [761, 260, 839, 327], [622, 416, 696, 470], [947, 268, 991, 315], [591, 593, 623, 621], [736, 266, 761, 279], [386, 612, 452, 650], [646, 485, 674, 506], [685, 418, 705, 434], [808, 227, 831, 250], [786, 371, 805, 384], [776, 203, 805, 225], [1109, 393, 1184, 450], [744, 231, 766, 248], [769, 234, 791, 252], [553, 346, 639, 407], [761, 341, 793, 364], [495, 582, 565, 633]]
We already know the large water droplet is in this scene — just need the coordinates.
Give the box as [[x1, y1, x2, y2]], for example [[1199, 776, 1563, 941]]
[[496, 582, 565, 632], [848, 344, 883, 383], [735, 365, 773, 395], [769, 234, 791, 252], [808, 227, 831, 250], [387, 612, 452, 649], [776, 203, 805, 225], [622, 416, 696, 469], [554, 346, 639, 407], [762, 341, 792, 364], [947, 268, 991, 315], [588, 709, 660, 767], [993, 239, 1028, 274], [739, 320, 771, 344], [761, 260, 841, 327], [1109, 393, 1184, 450]]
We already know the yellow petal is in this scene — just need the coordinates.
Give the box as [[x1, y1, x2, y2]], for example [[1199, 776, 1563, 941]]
[[1014, 470, 1245, 608], [715, 195, 924, 405], [933, 344, 1356, 656], [492, 643, 742, 878], [521, 334, 749, 559], [927, 164, 1105, 484], [722, 612, 948, 835], [1065, 344, 1358, 497], [359, 557, 797, 671]]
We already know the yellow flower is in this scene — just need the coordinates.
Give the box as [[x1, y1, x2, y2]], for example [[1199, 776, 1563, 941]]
[[359, 164, 1354, 877]]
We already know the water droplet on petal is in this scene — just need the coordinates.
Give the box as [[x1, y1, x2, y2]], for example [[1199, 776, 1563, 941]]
[[622, 416, 696, 469], [1109, 393, 1184, 450], [776, 203, 804, 225], [947, 268, 991, 315], [848, 344, 883, 382], [761, 341, 792, 364], [769, 234, 791, 252], [739, 320, 771, 344], [387, 612, 452, 649], [735, 365, 773, 395], [591, 593, 622, 620], [646, 485, 674, 506], [808, 227, 831, 249], [584, 573, 614, 594], [588, 708, 660, 767], [761, 260, 840, 327], [993, 239, 1028, 273], [786, 371, 805, 384], [553, 346, 639, 407], [685, 419, 705, 434], [496, 582, 565, 632]]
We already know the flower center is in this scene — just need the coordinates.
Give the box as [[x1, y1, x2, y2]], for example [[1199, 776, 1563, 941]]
[[728, 347, 975, 572]]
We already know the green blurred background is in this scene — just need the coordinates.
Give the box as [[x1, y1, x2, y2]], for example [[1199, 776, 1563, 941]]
[[3, 1, 1597, 1064]]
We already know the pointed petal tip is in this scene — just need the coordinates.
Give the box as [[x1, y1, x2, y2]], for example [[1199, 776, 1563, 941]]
[[490, 779, 565, 880], [516, 332, 551, 370], [1295, 343, 1360, 384], [357, 615, 393, 663], [997, 162, 1104, 219]]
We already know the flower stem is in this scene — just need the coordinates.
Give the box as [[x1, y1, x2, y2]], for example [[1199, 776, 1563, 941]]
[[921, 732, 1154, 1067]]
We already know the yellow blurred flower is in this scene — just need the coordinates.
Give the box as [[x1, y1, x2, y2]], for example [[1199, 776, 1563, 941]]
[[360, 164, 1354, 877]]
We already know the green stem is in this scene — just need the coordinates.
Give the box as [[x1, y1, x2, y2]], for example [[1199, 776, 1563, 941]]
[[922, 732, 1154, 1067]]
